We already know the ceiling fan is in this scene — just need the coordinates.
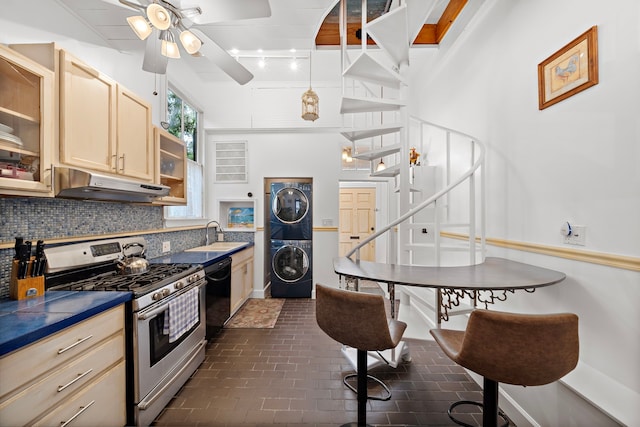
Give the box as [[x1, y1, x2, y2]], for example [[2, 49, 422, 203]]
[[106, 0, 271, 84]]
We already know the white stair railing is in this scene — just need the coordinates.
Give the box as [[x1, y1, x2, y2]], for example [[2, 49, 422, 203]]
[[347, 119, 486, 267]]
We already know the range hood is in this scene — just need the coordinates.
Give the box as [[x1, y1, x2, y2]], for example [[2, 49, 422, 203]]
[[54, 167, 170, 203]]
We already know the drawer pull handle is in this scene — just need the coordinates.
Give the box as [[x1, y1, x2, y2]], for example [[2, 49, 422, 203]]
[[59, 400, 95, 427], [57, 369, 93, 392], [58, 335, 93, 354]]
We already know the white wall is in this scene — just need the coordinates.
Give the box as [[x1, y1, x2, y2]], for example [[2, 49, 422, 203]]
[[206, 131, 344, 294], [414, 0, 640, 425]]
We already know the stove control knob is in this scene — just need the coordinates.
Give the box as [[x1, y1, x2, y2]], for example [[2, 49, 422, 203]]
[[188, 274, 198, 283], [152, 292, 162, 301], [175, 281, 185, 290], [162, 288, 170, 297]]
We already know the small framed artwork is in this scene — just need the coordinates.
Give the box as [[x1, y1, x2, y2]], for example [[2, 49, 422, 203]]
[[227, 207, 254, 229], [538, 26, 598, 110]]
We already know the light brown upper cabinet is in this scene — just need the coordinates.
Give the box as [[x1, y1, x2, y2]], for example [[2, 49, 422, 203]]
[[154, 127, 187, 205], [60, 51, 154, 182], [0, 44, 55, 197], [10, 44, 154, 184]]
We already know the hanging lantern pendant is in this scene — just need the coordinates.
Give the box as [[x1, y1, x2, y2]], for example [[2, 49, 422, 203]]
[[302, 88, 319, 121], [301, 49, 319, 121]]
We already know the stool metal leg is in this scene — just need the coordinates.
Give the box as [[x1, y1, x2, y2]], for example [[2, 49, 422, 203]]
[[483, 378, 499, 426], [357, 349, 368, 426]]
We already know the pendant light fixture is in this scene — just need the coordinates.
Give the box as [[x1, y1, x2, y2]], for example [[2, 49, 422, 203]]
[[301, 49, 319, 121]]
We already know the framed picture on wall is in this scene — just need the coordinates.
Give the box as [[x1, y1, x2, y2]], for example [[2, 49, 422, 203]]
[[538, 26, 598, 110]]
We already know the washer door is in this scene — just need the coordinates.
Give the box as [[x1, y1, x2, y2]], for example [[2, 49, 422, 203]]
[[272, 245, 309, 282], [272, 187, 309, 224]]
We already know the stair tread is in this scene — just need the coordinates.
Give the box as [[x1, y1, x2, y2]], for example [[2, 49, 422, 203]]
[[343, 52, 405, 88], [340, 96, 406, 114], [351, 143, 402, 160], [340, 124, 403, 142], [370, 163, 400, 177], [366, 4, 410, 66], [394, 186, 421, 193]]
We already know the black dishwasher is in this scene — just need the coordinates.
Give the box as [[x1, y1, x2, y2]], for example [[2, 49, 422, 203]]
[[204, 257, 232, 339]]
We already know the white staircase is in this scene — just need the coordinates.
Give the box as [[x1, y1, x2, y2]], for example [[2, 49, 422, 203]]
[[338, 0, 486, 328]]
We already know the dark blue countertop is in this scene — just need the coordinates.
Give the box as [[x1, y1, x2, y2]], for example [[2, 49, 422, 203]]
[[151, 242, 253, 267], [0, 291, 131, 357]]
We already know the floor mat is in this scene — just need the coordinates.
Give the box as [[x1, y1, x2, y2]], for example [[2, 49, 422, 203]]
[[225, 298, 285, 328]]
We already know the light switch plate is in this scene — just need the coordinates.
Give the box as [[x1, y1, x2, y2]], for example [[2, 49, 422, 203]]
[[162, 241, 171, 253]]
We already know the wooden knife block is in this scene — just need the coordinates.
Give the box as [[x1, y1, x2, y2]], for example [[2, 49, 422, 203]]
[[10, 259, 44, 300]]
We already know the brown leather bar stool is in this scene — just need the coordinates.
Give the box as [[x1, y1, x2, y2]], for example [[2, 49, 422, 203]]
[[430, 309, 579, 427], [315, 284, 407, 427]]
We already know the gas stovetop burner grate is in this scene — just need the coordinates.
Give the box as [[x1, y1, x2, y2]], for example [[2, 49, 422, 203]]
[[48, 263, 199, 296]]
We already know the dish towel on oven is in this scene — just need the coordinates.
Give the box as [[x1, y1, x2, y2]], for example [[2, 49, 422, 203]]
[[163, 288, 199, 343]]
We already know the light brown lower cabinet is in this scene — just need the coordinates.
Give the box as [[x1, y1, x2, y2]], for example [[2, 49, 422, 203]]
[[0, 306, 126, 427], [230, 247, 255, 315]]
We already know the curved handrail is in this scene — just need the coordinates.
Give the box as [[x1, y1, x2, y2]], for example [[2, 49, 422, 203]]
[[346, 118, 486, 260]]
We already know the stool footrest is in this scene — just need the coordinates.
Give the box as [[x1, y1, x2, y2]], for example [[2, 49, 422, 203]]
[[448, 400, 510, 427], [343, 373, 392, 401]]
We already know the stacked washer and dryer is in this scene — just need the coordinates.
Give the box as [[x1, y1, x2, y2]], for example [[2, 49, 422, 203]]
[[269, 181, 313, 298]]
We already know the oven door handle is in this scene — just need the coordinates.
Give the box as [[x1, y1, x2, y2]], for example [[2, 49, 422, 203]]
[[138, 303, 169, 320]]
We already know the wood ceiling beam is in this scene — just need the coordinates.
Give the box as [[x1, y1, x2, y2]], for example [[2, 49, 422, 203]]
[[435, 0, 468, 44]]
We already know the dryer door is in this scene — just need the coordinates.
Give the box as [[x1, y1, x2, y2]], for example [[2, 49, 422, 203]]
[[272, 245, 309, 282], [272, 185, 309, 224]]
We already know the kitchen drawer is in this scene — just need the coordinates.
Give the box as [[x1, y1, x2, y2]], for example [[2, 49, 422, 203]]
[[231, 247, 254, 266], [33, 360, 126, 427], [0, 305, 124, 401], [0, 331, 124, 426]]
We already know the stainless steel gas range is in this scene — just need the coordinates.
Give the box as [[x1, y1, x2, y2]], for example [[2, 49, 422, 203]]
[[44, 237, 206, 426]]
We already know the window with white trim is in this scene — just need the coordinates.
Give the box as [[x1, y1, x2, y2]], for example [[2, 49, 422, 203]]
[[164, 87, 204, 220]]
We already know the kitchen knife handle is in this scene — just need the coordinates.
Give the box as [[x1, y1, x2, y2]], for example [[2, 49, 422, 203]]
[[14, 237, 23, 260]]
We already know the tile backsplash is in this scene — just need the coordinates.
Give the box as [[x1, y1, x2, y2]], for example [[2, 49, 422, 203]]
[[1, 198, 164, 240], [0, 197, 253, 298]]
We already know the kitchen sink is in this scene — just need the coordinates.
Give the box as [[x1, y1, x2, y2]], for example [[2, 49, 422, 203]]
[[186, 242, 247, 252]]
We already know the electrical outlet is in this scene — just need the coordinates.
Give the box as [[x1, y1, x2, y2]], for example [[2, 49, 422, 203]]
[[162, 241, 171, 253], [217, 233, 224, 242], [564, 225, 586, 246]]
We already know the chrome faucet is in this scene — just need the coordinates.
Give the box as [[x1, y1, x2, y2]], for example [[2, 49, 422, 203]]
[[205, 220, 223, 245]]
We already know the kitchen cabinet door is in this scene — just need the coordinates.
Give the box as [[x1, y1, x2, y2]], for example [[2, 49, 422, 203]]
[[59, 50, 116, 174], [0, 45, 54, 197], [154, 127, 187, 205], [116, 87, 153, 181], [230, 247, 254, 314]]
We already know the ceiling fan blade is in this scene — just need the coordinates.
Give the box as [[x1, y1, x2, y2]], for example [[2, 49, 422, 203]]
[[181, 0, 271, 24], [190, 29, 253, 85], [96, 0, 147, 11], [142, 30, 168, 74]]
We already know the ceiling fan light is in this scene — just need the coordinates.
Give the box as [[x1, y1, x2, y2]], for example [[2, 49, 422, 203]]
[[147, 3, 171, 30], [179, 30, 202, 54], [160, 30, 180, 58], [126, 15, 152, 40], [161, 40, 181, 58]]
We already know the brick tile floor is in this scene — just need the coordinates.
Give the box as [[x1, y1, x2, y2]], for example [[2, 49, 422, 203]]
[[153, 299, 509, 426]]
